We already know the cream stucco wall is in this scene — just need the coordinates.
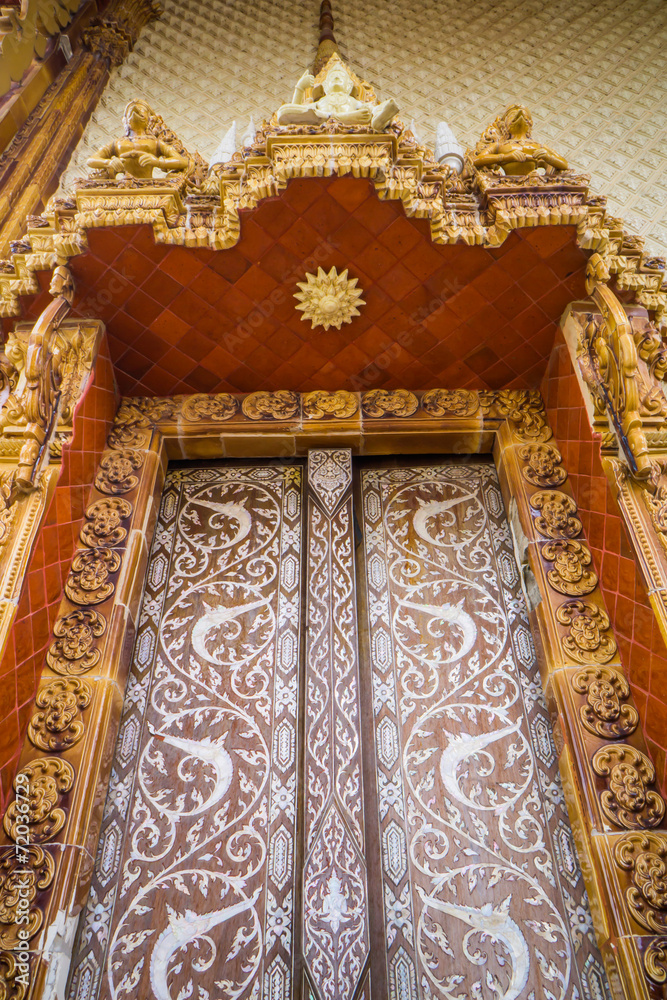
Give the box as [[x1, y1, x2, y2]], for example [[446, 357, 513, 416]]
[[60, 0, 667, 255]]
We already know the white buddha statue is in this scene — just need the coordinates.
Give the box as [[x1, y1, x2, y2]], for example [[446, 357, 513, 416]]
[[277, 55, 398, 131]]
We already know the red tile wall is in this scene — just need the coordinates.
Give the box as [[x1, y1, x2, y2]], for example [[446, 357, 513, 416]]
[[0, 334, 118, 808], [542, 331, 667, 791]]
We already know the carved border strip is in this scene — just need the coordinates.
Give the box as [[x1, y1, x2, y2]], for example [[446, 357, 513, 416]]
[[0, 387, 665, 998]]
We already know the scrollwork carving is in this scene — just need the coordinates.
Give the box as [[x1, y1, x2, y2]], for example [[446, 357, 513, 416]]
[[0, 949, 28, 998], [480, 389, 551, 441], [361, 388, 418, 418], [592, 745, 665, 830], [27, 679, 92, 752], [531, 490, 582, 539], [557, 600, 617, 664], [95, 449, 143, 495], [572, 665, 639, 739], [241, 390, 300, 421], [303, 389, 358, 419], [65, 548, 121, 606], [421, 388, 479, 417], [614, 832, 667, 934], [46, 609, 107, 675], [645, 937, 667, 985], [0, 846, 55, 949], [180, 393, 238, 422], [540, 539, 598, 596], [3, 758, 75, 843], [519, 443, 567, 487], [80, 497, 132, 548]]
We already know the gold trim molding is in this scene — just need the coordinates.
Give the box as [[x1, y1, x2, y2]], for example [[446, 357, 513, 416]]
[[0, 387, 665, 998]]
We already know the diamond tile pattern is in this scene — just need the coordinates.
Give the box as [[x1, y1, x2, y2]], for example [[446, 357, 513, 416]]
[[58, 0, 667, 255], [542, 334, 667, 795], [58, 176, 587, 396], [0, 338, 118, 809]]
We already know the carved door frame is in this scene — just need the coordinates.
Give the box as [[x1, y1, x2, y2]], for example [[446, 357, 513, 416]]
[[2, 387, 665, 1000]]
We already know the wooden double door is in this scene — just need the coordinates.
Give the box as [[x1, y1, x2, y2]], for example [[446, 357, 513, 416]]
[[66, 451, 610, 1000]]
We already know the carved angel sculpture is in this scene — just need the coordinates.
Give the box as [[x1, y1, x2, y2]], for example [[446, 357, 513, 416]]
[[87, 100, 189, 179], [277, 55, 398, 131], [473, 104, 568, 175]]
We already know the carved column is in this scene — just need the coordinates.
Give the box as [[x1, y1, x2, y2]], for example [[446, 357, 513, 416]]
[[0, 0, 161, 253], [304, 449, 370, 1000]]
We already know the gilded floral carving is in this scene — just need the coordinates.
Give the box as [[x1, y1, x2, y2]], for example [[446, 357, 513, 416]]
[[421, 388, 479, 417], [480, 389, 551, 441], [27, 678, 92, 752], [361, 389, 418, 418], [556, 600, 617, 664], [241, 390, 300, 420], [3, 758, 75, 843], [571, 665, 639, 739], [65, 548, 121, 606], [180, 393, 238, 422], [645, 937, 667, 985], [531, 490, 582, 539], [294, 266, 365, 331], [0, 846, 55, 948], [519, 444, 567, 488], [592, 745, 665, 830], [540, 539, 598, 596], [80, 497, 132, 548], [46, 609, 106, 675], [0, 950, 27, 999], [614, 832, 667, 935], [95, 449, 143, 495], [303, 389, 358, 419]]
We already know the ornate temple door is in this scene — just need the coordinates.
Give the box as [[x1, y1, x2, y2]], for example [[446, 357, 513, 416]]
[[355, 457, 609, 1000], [67, 452, 609, 1000]]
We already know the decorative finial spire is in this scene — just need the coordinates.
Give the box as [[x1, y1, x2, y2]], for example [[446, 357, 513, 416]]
[[312, 0, 339, 75]]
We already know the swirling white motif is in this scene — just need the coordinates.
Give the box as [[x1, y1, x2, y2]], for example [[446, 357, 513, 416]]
[[416, 887, 530, 1000], [72, 467, 303, 1000], [360, 463, 610, 1000], [146, 722, 233, 814], [149, 888, 262, 1000]]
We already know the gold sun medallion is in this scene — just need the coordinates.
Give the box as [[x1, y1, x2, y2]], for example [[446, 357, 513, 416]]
[[294, 266, 365, 331]]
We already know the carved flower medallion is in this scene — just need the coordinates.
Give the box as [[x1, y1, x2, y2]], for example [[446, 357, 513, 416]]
[[531, 490, 582, 539], [593, 745, 665, 830], [571, 665, 639, 738], [615, 832, 667, 935], [294, 266, 365, 331], [541, 539, 598, 596], [519, 443, 567, 487], [46, 609, 106, 675], [28, 678, 92, 752], [556, 600, 617, 663], [80, 497, 132, 548], [3, 758, 75, 843]]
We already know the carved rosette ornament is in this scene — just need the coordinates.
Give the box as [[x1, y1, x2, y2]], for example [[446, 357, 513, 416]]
[[46, 610, 107, 675], [541, 539, 598, 596], [65, 548, 121, 606], [294, 266, 365, 330], [592, 745, 665, 830], [241, 390, 300, 421], [645, 937, 667, 985], [28, 679, 92, 752], [0, 846, 55, 948], [3, 758, 75, 843], [519, 444, 567, 488], [180, 393, 237, 421], [421, 388, 479, 417], [614, 832, 667, 936], [531, 490, 582, 539], [557, 600, 617, 664], [80, 497, 132, 548], [479, 389, 551, 441], [571, 665, 639, 739], [95, 449, 143, 495], [303, 389, 358, 419], [361, 389, 419, 418]]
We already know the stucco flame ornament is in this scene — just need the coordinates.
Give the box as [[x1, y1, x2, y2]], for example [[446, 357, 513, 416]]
[[294, 266, 365, 331]]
